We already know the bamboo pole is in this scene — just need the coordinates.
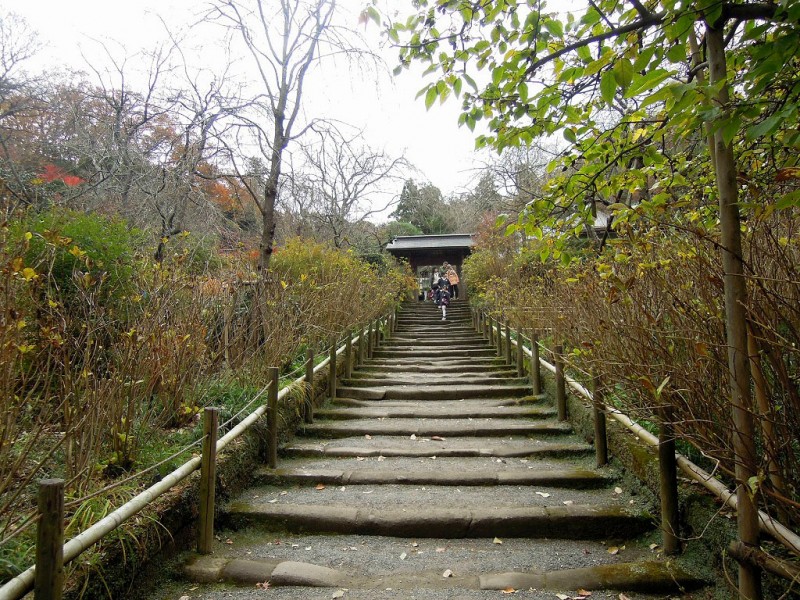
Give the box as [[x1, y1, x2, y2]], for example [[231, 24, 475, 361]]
[[35, 480, 64, 600], [554, 345, 567, 420], [267, 367, 279, 468], [197, 407, 219, 555], [305, 348, 314, 424], [659, 405, 680, 555]]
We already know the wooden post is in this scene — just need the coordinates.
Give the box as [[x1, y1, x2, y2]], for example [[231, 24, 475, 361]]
[[35, 479, 64, 600], [659, 405, 680, 555], [504, 322, 512, 365], [483, 312, 489, 340], [305, 348, 314, 424], [516, 331, 524, 377], [592, 375, 608, 467], [488, 316, 494, 345], [530, 330, 541, 395], [495, 319, 503, 358], [367, 321, 374, 358], [357, 326, 365, 366], [555, 344, 567, 420], [328, 342, 337, 400], [374, 319, 381, 347], [344, 330, 353, 379], [198, 407, 219, 554], [267, 366, 279, 468]]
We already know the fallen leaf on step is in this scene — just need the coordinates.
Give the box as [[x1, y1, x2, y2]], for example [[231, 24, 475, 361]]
[[377, 455, 385, 461], [411, 542, 419, 547], [535, 491, 551, 498], [255, 580, 270, 589], [649, 543, 660, 551], [442, 569, 453, 578], [614, 486, 623, 494], [436, 547, 446, 552], [562, 500, 574, 506], [356, 457, 365, 461], [501, 587, 516, 594], [576, 589, 591, 596], [179, 596, 191, 600], [315, 483, 326, 490], [365, 434, 372, 439], [493, 537, 503, 545], [607, 545, 625, 555], [410, 434, 417, 440], [400, 552, 407, 560], [225, 538, 233, 544], [618, 594, 631, 600], [555, 594, 570, 600], [268, 498, 278, 503], [431, 436, 445, 441], [339, 486, 346, 491], [332, 590, 345, 599], [362, 490, 373, 494], [280, 490, 288, 495]]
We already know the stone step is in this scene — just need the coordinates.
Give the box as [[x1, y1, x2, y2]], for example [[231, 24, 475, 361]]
[[252, 466, 610, 488], [183, 531, 705, 596], [340, 376, 531, 388], [350, 364, 518, 375], [282, 437, 593, 459], [299, 418, 572, 438], [329, 396, 548, 409], [315, 404, 555, 420], [335, 383, 532, 400], [224, 499, 652, 540], [371, 348, 498, 359]]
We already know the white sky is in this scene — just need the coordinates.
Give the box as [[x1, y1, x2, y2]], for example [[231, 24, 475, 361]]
[[3, 0, 488, 198]]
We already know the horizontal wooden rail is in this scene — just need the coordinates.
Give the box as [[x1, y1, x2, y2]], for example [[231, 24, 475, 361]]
[[0, 313, 389, 600]]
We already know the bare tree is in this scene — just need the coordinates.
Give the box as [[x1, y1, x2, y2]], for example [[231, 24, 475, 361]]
[[207, 0, 365, 270], [285, 126, 407, 248]]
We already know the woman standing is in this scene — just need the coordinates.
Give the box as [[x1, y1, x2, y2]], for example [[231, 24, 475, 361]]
[[443, 263, 460, 300]]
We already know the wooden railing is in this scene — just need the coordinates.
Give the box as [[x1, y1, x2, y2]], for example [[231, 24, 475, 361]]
[[0, 309, 398, 600], [471, 308, 800, 569]]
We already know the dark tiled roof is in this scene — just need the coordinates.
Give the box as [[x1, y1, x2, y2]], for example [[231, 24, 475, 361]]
[[386, 234, 474, 251]]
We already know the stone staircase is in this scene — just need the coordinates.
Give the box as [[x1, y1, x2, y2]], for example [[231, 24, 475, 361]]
[[177, 301, 705, 599]]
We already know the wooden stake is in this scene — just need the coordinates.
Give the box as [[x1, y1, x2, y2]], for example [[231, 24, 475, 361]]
[[530, 330, 541, 395], [592, 375, 608, 467], [35, 479, 64, 600], [344, 330, 352, 379], [495, 319, 503, 358], [555, 344, 567, 420], [198, 407, 219, 555], [488, 316, 494, 345], [367, 321, 374, 358], [659, 405, 680, 555], [357, 326, 364, 365], [267, 367, 279, 468], [516, 330, 524, 377], [328, 342, 337, 400], [305, 348, 314, 424], [504, 322, 512, 365]]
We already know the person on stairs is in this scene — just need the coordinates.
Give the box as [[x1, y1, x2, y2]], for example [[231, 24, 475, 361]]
[[443, 263, 460, 300], [435, 277, 451, 320]]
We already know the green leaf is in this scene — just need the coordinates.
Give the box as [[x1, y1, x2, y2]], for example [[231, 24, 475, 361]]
[[666, 45, 687, 64], [624, 69, 671, 99], [563, 128, 577, 143], [424, 86, 438, 110], [543, 19, 564, 37], [746, 114, 782, 140], [613, 58, 634, 90], [600, 70, 616, 105]]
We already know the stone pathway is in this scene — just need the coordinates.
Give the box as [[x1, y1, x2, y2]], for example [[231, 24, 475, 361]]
[[171, 301, 706, 599]]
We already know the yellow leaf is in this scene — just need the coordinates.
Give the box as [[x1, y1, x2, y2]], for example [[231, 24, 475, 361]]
[[501, 587, 516, 594], [11, 257, 23, 271], [281, 280, 288, 289], [24, 231, 32, 241], [607, 546, 619, 555], [22, 267, 37, 281]]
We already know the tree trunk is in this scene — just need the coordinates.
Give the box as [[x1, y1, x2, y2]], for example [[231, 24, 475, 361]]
[[706, 22, 761, 600]]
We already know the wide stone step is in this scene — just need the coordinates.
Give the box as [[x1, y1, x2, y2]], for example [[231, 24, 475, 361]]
[[314, 404, 554, 420], [224, 501, 651, 539], [282, 437, 593, 459], [329, 396, 548, 409], [350, 364, 518, 375], [340, 376, 530, 388], [299, 418, 571, 438], [380, 340, 490, 349], [253, 466, 610, 488], [372, 348, 497, 359], [362, 356, 505, 367], [336, 383, 532, 400]]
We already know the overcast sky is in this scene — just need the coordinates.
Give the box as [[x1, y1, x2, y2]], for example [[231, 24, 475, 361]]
[[4, 0, 489, 198]]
